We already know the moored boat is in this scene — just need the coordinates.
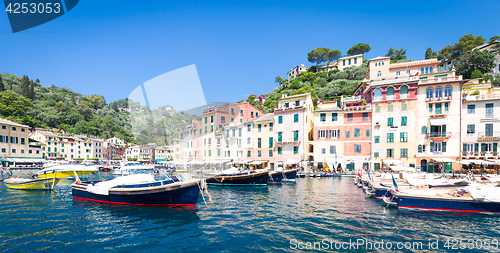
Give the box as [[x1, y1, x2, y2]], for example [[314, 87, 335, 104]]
[[282, 168, 298, 181], [71, 174, 200, 206], [5, 177, 60, 190], [205, 169, 268, 186], [34, 164, 97, 179], [268, 171, 283, 184], [113, 162, 155, 176]]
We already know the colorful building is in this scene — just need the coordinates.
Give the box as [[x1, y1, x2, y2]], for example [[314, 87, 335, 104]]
[[252, 113, 275, 169]]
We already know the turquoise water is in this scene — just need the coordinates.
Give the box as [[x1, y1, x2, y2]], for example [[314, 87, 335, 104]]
[[1, 172, 500, 252]]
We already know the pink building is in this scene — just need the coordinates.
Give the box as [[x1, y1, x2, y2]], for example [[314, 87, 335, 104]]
[[155, 146, 173, 161]]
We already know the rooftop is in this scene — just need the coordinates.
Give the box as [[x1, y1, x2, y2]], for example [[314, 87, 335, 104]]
[[0, 118, 30, 128], [389, 58, 439, 69]]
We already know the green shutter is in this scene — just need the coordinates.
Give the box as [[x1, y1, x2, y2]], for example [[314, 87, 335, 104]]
[[442, 125, 446, 133], [429, 103, 433, 112], [481, 143, 486, 152], [475, 143, 479, 152], [494, 143, 498, 152], [269, 137, 273, 148], [418, 145, 422, 153], [366, 130, 370, 137], [294, 114, 298, 122], [430, 142, 434, 151], [422, 126, 427, 134], [445, 102, 449, 111], [388, 117, 393, 126], [463, 144, 467, 152], [442, 142, 446, 152]]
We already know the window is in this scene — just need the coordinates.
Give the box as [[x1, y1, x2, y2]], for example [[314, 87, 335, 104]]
[[445, 86, 452, 97], [285, 103, 289, 108], [269, 150, 273, 157], [240, 109, 243, 114], [248, 125, 251, 132], [277, 147, 282, 154], [348, 59, 351, 65], [295, 101, 300, 106], [435, 103, 442, 115], [269, 137, 273, 147], [347, 114, 353, 122], [221, 116, 226, 122], [387, 133, 394, 143], [294, 131, 299, 141], [401, 103, 407, 111], [375, 106, 380, 113], [486, 124, 494, 137], [375, 136, 380, 143], [467, 124, 475, 134], [388, 104, 393, 112], [400, 148, 408, 158], [320, 113, 326, 122], [278, 116, 283, 124], [396, 71, 401, 76], [21, 138, 25, 144], [418, 145, 422, 153], [330, 129, 340, 138], [435, 87, 443, 98], [374, 89, 382, 101], [486, 103, 494, 117], [354, 144, 361, 153], [387, 87, 394, 98], [248, 150, 252, 157], [12, 127, 16, 131], [217, 149, 221, 156], [278, 132, 282, 142], [400, 85, 408, 95], [387, 149, 394, 157], [406, 70, 410, 75], [401, 116, 407, 126], [318, 130, 328, 139], [258, 124, 262, 132], [388, 117, 393, 126], [247, 137, 251, 144], [374, 152, 379, 157], [294, 114, 299, 122], [429, 103, 433, 112], [293, 146, 299, 154], [332, 113, 338, 121], [239, 128, 242, 137], [354, 58, 357, 64], [343, 60, 346, 66], [426, 88, 433, 98], [211, 116, 213, 123], [258, 150, 261, 157], [400, 132, 408, 142], [330, 145, 336, 154], [12, 149, 16, 153], [345, 131, 350, 138], [377, 71, 381, 77], [366, 130, 371, 137], [257, 138, 261, 148], [354, 128, 360, 137], [444, 102, 448, 111], [362, 113, 368, 121], [231, 118, 234, 122], [269, 123, 273, 131], [467, 105, 475, 114], [321, 148, 326, 154]]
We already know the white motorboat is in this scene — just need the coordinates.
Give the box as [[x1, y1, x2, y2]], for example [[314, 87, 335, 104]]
[[113, 162, 155, 175]]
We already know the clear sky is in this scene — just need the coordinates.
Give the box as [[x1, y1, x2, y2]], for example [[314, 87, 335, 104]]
[[0, 0, 499, 105]]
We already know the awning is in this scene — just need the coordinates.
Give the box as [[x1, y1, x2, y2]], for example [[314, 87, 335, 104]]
[[429, 118, 449, 125], [325, 157, 345, 169], [462, 159, 494, 165], [383, 160, 404, 166], [432, 158, 455, 163], [155, 159, 165, 162], [284, 159, 301, 165], [248, 160, 268, 165]]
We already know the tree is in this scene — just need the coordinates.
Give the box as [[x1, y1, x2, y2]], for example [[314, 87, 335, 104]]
[[425, 47, 438, 59], [326, 49, 341, 62], [455, 49, 495, 79], [298, 72, 317, 83], [438, 34, 485, 60], [0, 75, 4, 92], [275, 75, 283, 85], [0, 90, 32, 125], [307, 66, 317, 72], [20, 75, 30, 97], [470, 69, 484, 79], [29, 80, 34, 99], [74, 103, 94, 121], [87, 94, 105, 110], [489, 35, 500, 43], [347, 43, 371, 55], [55, 101, 66, 112], [307, 47, 329, 72], [35, 78, 40, 84], [385, 47, 406, 62]]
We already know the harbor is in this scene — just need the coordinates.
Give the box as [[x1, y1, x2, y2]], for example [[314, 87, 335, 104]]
[[1, 169, 500, 252]]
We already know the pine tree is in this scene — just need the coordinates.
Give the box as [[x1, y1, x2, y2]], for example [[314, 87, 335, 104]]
[[0, 75, 4, 92], [29, 80, 35, 99], [20, 75, 30, 97]]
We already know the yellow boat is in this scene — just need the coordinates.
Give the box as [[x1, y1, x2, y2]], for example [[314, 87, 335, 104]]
[[34, 164, 97, 179], [4, 177, 60, 190]]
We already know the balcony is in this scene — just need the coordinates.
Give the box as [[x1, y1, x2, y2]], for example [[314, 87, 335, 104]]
[[344, 104, 372, 111], [276, 136, 302, 144], [369, 76, 420, 86], [476, 131, 500, 142], [464, 94, 500, 101], [275, 105, 304, 112], [419, 76, 462, 84], [386, 95, 395, 101], [343, 95, 362, 103], [373, 97, 382, 102], [426, 96, 452, 103], [400, 93, 409, 100], [425, 132, 452, 139]]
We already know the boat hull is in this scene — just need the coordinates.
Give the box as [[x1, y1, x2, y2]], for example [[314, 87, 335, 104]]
[[36, 170, 95, 179], [206, 171, 268, 186], [397, 194, 500, 214], [5, 178, 59, 190], [268, 171, 283, 184], [282, 169, 298, 181], [71, 180, 200, 206]]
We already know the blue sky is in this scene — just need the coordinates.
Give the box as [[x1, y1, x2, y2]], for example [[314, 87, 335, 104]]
[[0, 0, 499, 105]]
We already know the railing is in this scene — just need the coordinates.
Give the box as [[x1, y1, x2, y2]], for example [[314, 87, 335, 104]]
[[343, 96, 362, 103], [344, 105, 372, 111], [426, 96, 452, 102], [373, 97, 382, 102], [419, 76, 462, 84], [276, 136, 302, 143], [477, 131, 500, 138], [275, 105, 305, 112], [425, 132, 452, 138], [386, 95, 394, 101], [369, 76, 420, 86], [465, 94, 500, 101], [463, 151, 499, 157], [400, 94, 409, 99]]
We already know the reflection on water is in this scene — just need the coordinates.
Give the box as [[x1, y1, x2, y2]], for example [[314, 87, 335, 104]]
[[0, 178, 500, 252]]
